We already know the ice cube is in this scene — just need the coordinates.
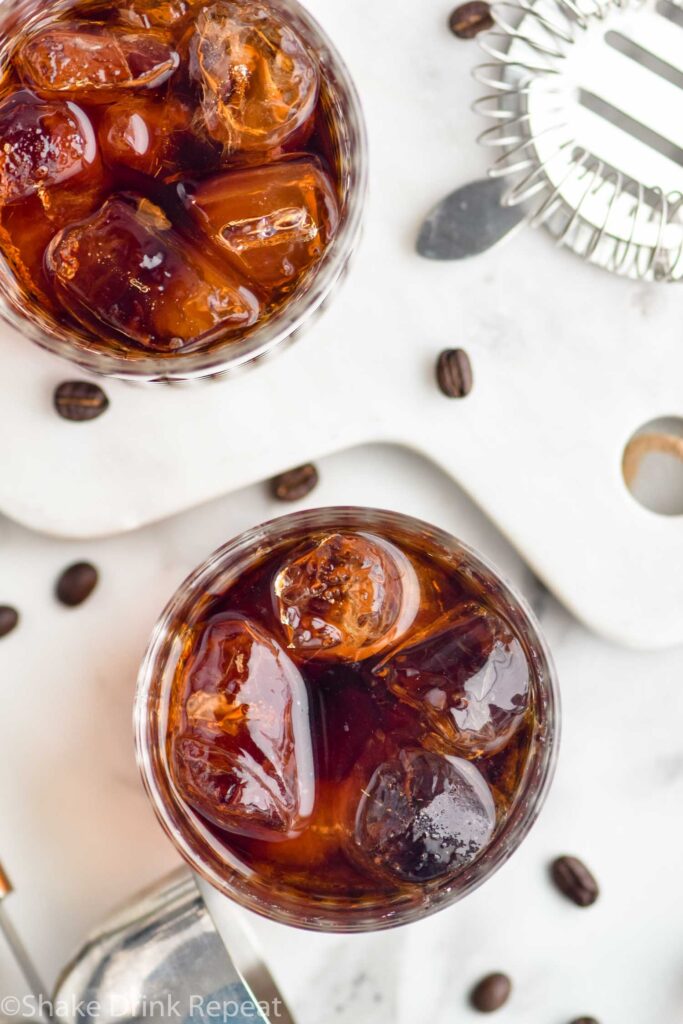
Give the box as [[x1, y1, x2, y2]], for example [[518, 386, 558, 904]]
[[0, 184, 105, 305], [273, 533, 420, 662], [117, 0, 196, 29], [170, 615, 315, 842], [353, 749, 496, 883], [188, 1, 318, 153], [187, 157, 339, 297], [0, 90, 100, 206], [0, 90, 104, 299], [15, 22, 179, 100], [99, 96, 216, 177], [45, 193, 260, 352], [374, 603, 531, 757]]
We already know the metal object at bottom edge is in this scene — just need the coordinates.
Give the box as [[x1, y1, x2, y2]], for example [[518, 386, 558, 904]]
[[53, 868, 295, 1024]]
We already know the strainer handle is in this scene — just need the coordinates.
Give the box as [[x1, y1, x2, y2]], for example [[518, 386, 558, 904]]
[[416, 176, 527, 260]]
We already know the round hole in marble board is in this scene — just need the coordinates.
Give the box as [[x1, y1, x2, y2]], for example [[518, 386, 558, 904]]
[[623, 417, 683, 516]]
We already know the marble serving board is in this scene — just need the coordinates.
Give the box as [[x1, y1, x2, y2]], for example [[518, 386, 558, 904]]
[[1, 0, 682, 649], [2, 445, 683, 1024]]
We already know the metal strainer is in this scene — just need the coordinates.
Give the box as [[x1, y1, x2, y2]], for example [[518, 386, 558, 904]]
[[419, 0, 683, 280]]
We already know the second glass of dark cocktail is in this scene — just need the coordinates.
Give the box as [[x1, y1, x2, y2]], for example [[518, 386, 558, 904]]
[[136, 508, 559, 931]]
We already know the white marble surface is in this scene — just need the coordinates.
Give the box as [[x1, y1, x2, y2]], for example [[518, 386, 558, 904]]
[[1, 444, 682, 1024], [1, 0, 683, 648]]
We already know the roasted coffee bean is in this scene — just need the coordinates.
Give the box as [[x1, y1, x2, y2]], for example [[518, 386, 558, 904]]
[[448, 1, 493, 38], [551, 855, 599, 907], [436, 348, 473, 397], [0, 605, 19, 638], [55, 562, 99, 607], [270, 463, 319, 502], [470, 972, 512, 1012], [54, 381, 109, 421], [569, 1018, 600, 1024]]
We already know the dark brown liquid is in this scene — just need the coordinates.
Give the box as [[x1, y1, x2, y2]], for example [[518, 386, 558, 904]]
[[166, 528, 537, 907], [0, 0, 341, 356]]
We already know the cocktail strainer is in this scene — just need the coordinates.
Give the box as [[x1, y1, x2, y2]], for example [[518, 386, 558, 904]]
[[419, 0, 683, 280]]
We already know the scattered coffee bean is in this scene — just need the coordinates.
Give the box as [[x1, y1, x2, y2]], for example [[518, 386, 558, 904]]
[[0, 605, 19, 638], [436, 348, 473, 398], [55, 562, 99, 607], [569, 1018, 600, 1024], [270, 463, 319, 502], [470, 972, 512, 1013], [448, 1, 493, 38], [54, 381, 109, 422], [551, 855, 599, 907]]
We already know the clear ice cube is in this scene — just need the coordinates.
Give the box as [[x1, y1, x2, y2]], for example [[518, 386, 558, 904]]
[[15, 22, 179, 99], [98, 96, 215, 177], [45, 193, 259, 351], [116, 0, 196, 29], [353, 749, 496, 883], [0, 90, 100, 205], [0, 90, 104, 300], [188, 1, 318, 153], [273, 532, 420, 662], [374, 603, 531, 757], [187, 157, 339, 296], [0, 186, 103, 306], [170, 616, 315, 841]]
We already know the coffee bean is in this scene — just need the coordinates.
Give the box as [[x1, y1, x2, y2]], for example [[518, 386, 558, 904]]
[[55, 562, 99, 607], [271, 463, 319, 502], [436, 348, 473, 397], [0, 605, 19, 638], [551, 855, 599, 907], [470, 973, 512, 1013], [54, 381, 109, 422], [448, 1, 493, 38], [569, 1018, 600, 1024]]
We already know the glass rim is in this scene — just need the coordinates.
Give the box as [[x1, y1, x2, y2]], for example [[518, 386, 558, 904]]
[[134, 506, 561, 932], [0, 0, 369, 383]]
